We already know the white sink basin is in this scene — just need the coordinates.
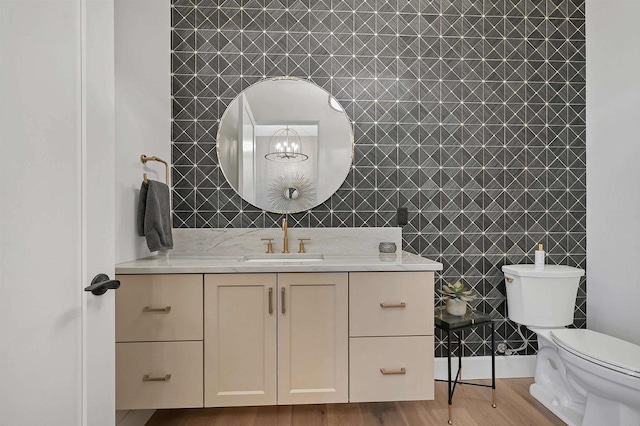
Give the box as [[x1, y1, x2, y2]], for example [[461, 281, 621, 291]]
[[240, 254, 325, 263]]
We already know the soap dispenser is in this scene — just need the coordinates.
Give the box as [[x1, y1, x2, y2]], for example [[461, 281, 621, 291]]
[[534, 244, 545, 270]]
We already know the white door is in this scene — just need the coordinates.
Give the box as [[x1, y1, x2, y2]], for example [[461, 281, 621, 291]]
[[0, 1, 116, 425], [204, 274, 277, 407], [277, 273, 349, 405]]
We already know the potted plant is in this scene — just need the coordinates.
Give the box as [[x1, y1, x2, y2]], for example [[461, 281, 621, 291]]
[[439, 281, 477, 316]]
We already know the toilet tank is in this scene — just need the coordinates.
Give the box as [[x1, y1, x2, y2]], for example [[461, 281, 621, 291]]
[[502, 265, 585, 327]]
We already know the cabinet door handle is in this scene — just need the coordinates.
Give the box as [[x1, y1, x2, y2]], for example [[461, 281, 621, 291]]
[[142, 374, 171, 382], [143, 306, 172, 313], [380, 302, 406, 309], [380, 368, 406, 375], [281, 287, 286, 314], [268, 287, 273, 315]]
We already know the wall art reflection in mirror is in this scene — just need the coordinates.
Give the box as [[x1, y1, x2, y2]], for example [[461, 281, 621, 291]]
[[217, 78, 354, 214]]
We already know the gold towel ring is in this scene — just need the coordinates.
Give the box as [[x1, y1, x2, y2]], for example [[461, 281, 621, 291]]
[[141, 154, 169, 184]]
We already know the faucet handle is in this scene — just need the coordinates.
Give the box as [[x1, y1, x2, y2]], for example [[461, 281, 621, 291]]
[[298, 238, 310, 254], [261, 238, 275, 254]]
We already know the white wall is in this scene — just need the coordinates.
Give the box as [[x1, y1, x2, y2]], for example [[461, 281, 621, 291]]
[[115, 0, 171, 263], [586, 0, 640, 345]]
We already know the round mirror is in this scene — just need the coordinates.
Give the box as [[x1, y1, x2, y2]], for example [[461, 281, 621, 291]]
[[217, 78, 353, 214]]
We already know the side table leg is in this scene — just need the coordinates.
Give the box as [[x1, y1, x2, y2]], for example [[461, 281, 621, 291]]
[[448, 329, 453, 424], [491, 321, 496, 408], [459, 330, 463, 380]]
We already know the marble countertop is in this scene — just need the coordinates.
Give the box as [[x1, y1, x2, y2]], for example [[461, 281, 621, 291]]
[[115, 251, 443, 274]]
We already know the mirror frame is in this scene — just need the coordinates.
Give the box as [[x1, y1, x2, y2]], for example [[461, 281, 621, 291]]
[[216, 76, 355, 214]]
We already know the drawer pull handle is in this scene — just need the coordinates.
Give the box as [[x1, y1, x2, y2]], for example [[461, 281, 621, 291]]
[[380, 367, 407, 376], [380, 368, 406, 375], [380, 302, 406, 309], [142, 374, 171, 382], [143, 306, 172, 313]]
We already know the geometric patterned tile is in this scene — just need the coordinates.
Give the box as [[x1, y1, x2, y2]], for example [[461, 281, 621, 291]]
[[172, 0, 587, 358]]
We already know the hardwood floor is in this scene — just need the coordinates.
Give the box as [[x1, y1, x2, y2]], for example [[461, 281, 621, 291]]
[[146, 379, 564, 426]]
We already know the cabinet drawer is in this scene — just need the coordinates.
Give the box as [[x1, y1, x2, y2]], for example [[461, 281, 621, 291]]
[[116, 341, 203, 410], [349, 336, 434, 402], [349, 272, 434, 337], [115, 274, 202, 342]]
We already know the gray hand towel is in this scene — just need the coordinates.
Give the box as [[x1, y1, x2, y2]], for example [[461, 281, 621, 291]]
[[137, 180, 173, 252], [136, 182, 148, 237]]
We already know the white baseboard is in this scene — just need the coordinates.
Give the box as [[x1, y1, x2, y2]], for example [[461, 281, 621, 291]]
[[116, 409, 155, 426], [435, 355, 536, 380]]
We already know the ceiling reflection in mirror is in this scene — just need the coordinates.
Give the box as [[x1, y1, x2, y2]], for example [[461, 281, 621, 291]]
[[217, 78, 354, 213]]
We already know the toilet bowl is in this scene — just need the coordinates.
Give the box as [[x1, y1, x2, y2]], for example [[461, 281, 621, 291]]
[[502, 264, 640, 426], [552, 329, 640, 426]]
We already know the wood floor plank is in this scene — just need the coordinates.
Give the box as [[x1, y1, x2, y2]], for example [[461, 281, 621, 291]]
[[276, 406, 292, 426], [145, 379, 563, 426], [427, 381, 481, 426], [360, 402, 406, 426], [251, 405, 292, 426], [395, 400, 438, 425], [503, 379, 565, 426], [146, 407, 221, 426], [326, 403, 366, 426], [212, 407, 258, 426], [491, 380, 556, 426], [453, 381, 515, 426], [291, 404, 327, 426]]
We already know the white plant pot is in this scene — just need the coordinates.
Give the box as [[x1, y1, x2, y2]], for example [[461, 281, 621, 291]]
[[446, 299, 467, 316]]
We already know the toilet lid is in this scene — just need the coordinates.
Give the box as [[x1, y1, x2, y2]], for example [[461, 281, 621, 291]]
[[501, 264, 585, 278], [551, 329, 640, 376]]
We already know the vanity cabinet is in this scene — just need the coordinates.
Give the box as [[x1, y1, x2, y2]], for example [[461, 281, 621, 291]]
[[204, 272, 348, 407], [115, 274, 204, 410], [114, 270, 433, 409]]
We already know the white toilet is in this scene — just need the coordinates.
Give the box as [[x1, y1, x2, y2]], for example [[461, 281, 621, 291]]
[[502, 264, 640, 426]]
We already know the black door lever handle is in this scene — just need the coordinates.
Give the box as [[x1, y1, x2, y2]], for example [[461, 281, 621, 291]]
[[85, 274, 120, 296]]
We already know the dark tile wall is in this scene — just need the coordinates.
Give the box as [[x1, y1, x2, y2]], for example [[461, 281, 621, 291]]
[[171, 0, 586, 357]]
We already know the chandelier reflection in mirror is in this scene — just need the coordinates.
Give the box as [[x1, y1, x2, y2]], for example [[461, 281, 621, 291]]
[[265, 126, 309, 162]]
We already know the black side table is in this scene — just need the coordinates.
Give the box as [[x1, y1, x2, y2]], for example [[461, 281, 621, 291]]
[[434, 306, 496, 424]]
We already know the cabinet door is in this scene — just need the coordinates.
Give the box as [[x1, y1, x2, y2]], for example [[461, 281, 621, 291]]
[[204, 274, 277, 407], [278, 273, 348, 404]]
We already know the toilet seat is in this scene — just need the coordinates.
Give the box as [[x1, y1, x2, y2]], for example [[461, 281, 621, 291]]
[[551, 329, 640, 378]]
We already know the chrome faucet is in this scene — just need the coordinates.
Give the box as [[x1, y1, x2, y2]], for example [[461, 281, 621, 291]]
[[281, 218, 289, 253], [282, 217, 289, 253]]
